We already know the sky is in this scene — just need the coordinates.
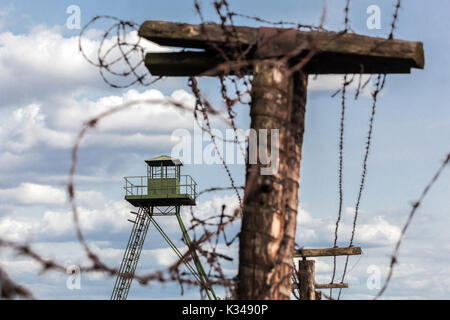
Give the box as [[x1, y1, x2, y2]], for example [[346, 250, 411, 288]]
[[0, 0, 449, 300]]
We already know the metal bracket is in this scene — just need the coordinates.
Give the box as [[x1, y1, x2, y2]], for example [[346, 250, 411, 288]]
[[256, 27, 298, 58]]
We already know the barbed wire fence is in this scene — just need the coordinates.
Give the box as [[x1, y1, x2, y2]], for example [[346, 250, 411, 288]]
[[0, 0, 447, 301]]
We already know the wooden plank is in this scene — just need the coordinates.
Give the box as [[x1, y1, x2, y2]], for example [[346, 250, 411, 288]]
[[295, 283, 349, 289], [144, 51, 418, 76], [139, 20, 424, 75], [145, 52, 226, 77], [138, 20, 257, 49], [294, 247, 362, 258], [315, 283, 348, 289]]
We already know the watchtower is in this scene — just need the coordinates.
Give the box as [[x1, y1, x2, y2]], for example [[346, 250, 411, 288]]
[[111, 156, 216, 300], [124, 155, 196, 207]]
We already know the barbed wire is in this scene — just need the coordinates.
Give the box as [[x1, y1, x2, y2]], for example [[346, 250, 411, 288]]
[[375, 153, 450, 299], [329, 74, 351, 298], [0, 0, 434, 302], [388, 0, 402, 40], [337, 73, 386, 300], [344, 0, 351, 32], [79, 15, 162, 88], [328, 0, 411, 301], [0, 264, 34, 300]]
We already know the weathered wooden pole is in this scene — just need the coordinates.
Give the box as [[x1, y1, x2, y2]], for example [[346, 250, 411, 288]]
[[315, 290, 322, 300], [138, 19, 424, 300], [238, 60, 307, 299], [298, 259, 316, 300]]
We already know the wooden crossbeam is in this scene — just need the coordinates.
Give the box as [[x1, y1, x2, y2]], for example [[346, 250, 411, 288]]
[[294, 283, 348, 289], [315, 283, 348, 289], [294, 246, 362, 258], [139, 20, 424, 76]]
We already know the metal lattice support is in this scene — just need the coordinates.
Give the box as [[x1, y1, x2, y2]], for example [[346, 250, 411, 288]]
[[175, 207, 217, 300], [111, 207, 152, 300]]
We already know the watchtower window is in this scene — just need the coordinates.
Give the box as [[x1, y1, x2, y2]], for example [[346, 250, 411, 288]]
[[147, 165, 179, 180], [124, 156, 196, 207]]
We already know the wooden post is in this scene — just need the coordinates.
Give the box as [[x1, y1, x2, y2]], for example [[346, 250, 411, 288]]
[[315, 290, 322, 300], [237, 60, 307, 300], [138, 19, 424, 300], [298, 260, 316, 300]]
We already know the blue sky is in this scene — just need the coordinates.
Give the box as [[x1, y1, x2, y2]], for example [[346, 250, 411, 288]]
[[0, 0, 449, 300]]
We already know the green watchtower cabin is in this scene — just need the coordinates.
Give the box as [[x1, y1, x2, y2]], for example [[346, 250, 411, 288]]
[[124, 155, 196, 207], [111, 156, 217, 300]]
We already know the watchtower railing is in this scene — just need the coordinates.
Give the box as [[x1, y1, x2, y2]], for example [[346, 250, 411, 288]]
[[124, 175, 197, 200]]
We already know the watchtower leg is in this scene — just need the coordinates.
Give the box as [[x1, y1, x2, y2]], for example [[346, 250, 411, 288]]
[[238, 60, 307, 300], [176, 206, 217, 300]]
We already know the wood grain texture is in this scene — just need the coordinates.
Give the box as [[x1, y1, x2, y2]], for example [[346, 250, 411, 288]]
[[298, 260, 316, 300], [139, 20, 424, 75], [237, 60, 307, 300], [294, 247, 362, 258], [315, 283, 348, 289]]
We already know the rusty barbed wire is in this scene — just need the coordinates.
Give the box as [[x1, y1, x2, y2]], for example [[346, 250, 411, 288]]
[[79, 15, 162, 88], [337, 73, 386, 300], [329, 74, 352, 298], [374, 153, 450, 299], [0, 0, 433, 302], [0, 264, 34, 300], [332, 0, 408, 300], [388, 0, 401, 40], [344, 0, 351, 32]]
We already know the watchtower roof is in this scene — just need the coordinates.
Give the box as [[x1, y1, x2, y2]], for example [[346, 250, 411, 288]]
[[145, 155, 183, 167]]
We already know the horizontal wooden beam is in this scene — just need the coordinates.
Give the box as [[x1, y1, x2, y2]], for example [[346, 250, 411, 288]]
[[139, 20, 257, 49], [294, 283, 348, 290], [144, 51, 419, 76], [294, 247, 362, 258], [315, 283, 348, 289], [139, 20, 424, 76], [144, 52, 228, 77]]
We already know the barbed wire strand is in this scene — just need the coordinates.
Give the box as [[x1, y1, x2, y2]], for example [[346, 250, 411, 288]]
[[0, 0, 427, 301], [337, 73, 386, 300], [375, 153, 450, 299], [329, 74, 351, 298]]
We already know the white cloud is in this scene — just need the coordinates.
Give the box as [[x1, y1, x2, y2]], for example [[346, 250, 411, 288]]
[[150, 247, 185, 267], [38, 200, 132, 237], [0, 88, 198, 155], [296, 205, 401, 248], [0, 200, 131, 241], [308, 74, 373, 95], [0, 187, 241, 243], [1, 104, 74, 152], [296, 206, 323, 243], [355, 216, 401, 246], [0, 183, 66, 205], [53, 89, 196, 133], [0, 26, 168, 107], [0, 217, 34, 242]]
